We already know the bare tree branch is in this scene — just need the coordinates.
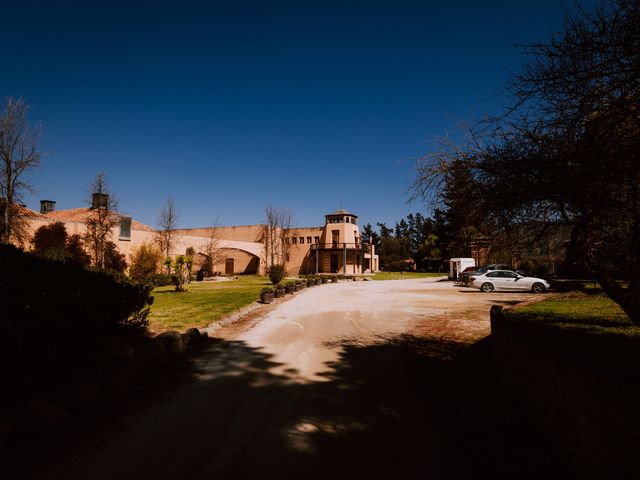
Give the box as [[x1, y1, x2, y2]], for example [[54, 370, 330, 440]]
[[83, 172, 121, 269], [0, 97, 42, 244]]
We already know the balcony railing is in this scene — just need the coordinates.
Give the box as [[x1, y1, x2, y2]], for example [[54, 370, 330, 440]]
[[309, 242, 373, 253]]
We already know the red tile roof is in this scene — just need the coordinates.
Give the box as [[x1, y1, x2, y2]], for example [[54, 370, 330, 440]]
[[0, 200, 48, 219], [45, 208, 155, 232], [14, 204, 48, 219]]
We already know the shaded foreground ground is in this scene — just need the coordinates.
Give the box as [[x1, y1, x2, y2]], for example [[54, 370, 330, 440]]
[[19, 279, 572, 479]]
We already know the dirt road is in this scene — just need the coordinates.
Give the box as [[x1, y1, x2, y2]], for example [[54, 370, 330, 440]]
[[32, 278, 562, 480], [223, 277, 532, 381]]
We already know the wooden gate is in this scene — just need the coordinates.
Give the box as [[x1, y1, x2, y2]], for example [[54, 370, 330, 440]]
[[225, 258, 234, 275]]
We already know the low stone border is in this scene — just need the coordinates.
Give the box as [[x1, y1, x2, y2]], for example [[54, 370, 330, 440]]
[[1, 328, 209, 450], [201, 303, 264, 336]]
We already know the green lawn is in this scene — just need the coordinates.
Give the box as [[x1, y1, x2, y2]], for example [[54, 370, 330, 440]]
[[370, 271, 446, 281], [508, 292, 637, 334], [148, 276, 272, 333]]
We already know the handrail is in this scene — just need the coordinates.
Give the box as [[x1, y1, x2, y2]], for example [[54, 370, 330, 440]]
[[309, 242, 373, 252]]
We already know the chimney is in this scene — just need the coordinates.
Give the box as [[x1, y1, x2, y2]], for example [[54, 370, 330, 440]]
[[40, 200, 56, 214], [91, 193, 109, 209]]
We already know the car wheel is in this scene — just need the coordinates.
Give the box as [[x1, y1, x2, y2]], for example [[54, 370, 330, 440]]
[[532, 282, 546, 294], [481, 282, 494, 293]]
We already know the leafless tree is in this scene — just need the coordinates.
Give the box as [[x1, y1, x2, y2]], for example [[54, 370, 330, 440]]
[[261, 204, 293, 271], [201, 217, 225, 275], [84, 172, 121, 269], [0, 97, 42, 245], [156, 197, 179, 265]]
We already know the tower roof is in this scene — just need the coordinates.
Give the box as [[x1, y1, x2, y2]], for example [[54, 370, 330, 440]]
[[326, 209, 357, 217]]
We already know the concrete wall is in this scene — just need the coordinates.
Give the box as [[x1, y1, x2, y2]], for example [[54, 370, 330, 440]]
[[172, 225, 263, 243], [490, 306, 640, 479]]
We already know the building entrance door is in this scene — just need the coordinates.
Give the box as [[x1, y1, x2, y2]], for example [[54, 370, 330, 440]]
[[330, 254, 339, 273], [225, 258, 234, 275]]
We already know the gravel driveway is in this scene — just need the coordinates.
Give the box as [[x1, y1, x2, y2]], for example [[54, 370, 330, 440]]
[[223, 277, 534, 381]]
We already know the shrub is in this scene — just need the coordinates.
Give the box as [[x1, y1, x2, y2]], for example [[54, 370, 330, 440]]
[[31, 222, 90, 265], [66, 234, 91, 265], [32, 221, 67, 257], [129, 243, 163, 283], [268, 264, 287, 285], [261, 287, 274, 294], [104, 240, 127, 273], [148, 273, 173, 287], [0, 245, 153, 401]]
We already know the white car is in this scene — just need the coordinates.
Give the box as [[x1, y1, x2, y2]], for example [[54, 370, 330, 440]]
[[468, 270, 550, 293]]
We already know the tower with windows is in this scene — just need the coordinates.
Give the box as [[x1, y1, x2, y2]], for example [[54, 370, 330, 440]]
[[310, 209, 377, 274]]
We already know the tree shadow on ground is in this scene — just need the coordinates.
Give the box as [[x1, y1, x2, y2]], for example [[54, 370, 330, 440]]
[[23, 334, 574, 480]]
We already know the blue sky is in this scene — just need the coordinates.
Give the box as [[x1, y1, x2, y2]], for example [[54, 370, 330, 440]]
[[3, 0, 592, 229]]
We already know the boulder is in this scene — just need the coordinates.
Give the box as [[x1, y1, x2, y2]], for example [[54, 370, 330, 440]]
[[19, 397, 71, 431], [123, 357, 152, 386], [156, 331, 184, 358], [182, 328, 202, 347], [101, 373, 130, 399], [57, 382, 103, 411], [135, 340, 167, 366], [99, 334, 134, 361]]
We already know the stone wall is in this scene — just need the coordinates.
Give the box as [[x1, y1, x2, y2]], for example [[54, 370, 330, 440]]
[[490, 306, 640, 479]]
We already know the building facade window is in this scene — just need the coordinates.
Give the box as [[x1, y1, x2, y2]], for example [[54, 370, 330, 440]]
[[314, 236, 320, 244], [292, 237, 297, 244], [299, 237, 304, 244], [119, 216, 132, 240], [332, 230, 339, 247], [306, 236, 312, 244]]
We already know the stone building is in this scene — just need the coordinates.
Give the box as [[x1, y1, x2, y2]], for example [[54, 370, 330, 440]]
[[13, 200, 378, 276]]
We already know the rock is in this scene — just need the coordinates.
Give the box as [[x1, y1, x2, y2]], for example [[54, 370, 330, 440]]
[[135, 340, 167, 366], [102, 373, 130, 399], [19, 397, 71, 431], [99, 334, 134, 361], [182, 328, 201, 347], [58, 382, 103, 411], [186, 327, 201, 340], [123, 357, 152, 386], [156, 331, 184, 358], [490, 304, 504, 320], [0, 421, 15, 448]]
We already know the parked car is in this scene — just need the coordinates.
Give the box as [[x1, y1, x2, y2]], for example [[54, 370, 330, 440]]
[[468, 270, 550, 293], [459, 263, 511, 286], [457, 266, 477, 282]]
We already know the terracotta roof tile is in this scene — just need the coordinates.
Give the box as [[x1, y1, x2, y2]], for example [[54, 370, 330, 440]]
[[0, 200, 48, 219], [15, 204, 48, 219]]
